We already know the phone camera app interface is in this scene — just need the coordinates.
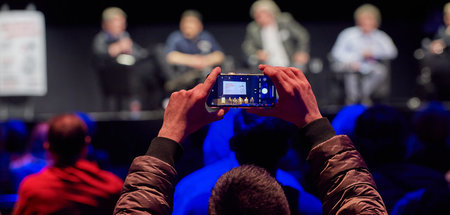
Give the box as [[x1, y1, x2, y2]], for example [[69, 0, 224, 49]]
[[209, 75, 277, 107]]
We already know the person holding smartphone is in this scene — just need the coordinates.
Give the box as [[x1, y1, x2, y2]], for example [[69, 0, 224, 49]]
[[114, 65, 387, 214]]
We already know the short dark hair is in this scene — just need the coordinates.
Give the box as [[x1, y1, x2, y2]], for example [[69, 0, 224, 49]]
[[412, 101, 450, 146], [353, 105, 409, 167], [47, 114, 88, 164], [230, 110, 293, 174], [209, 165, 290, 215]]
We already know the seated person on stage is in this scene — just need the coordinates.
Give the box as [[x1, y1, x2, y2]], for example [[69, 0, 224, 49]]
[[13, 114, 123, 215], [92, 7, 154, 111], [113, 65, 387, 214], [164, 10, 225, 92], [172, 110, 322, 215], [331, 4, 397, 105], [242, 0, 310, 70], [422, 2, 450, 100]]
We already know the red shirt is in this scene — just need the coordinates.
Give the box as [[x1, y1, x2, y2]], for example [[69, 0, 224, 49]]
[[13, 159, 123, 215]]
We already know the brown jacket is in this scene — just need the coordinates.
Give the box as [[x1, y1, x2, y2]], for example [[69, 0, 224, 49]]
[[308, 136, 387, 214], [114, 118, 387, 214]]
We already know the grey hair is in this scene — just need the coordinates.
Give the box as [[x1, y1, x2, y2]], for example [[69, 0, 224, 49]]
[[102, 7, 126, 22], [354, 4, 381, 25], [250, 0, 281, 18], [444, 2, 450, 15]]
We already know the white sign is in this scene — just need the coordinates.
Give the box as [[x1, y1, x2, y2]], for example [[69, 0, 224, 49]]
[[0, 10, 47, 96], [223, 81, 246, 95]]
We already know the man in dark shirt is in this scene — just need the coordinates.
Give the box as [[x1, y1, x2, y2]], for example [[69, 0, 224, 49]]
[[92, 7, 161, 111], [163, 10, 225, 92]]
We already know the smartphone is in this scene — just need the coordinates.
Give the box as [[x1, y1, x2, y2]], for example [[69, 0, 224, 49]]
[[207, 74, 278, 107]]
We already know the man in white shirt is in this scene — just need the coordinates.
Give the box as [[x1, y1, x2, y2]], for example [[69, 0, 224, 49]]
[[331, 4, 397, 105]]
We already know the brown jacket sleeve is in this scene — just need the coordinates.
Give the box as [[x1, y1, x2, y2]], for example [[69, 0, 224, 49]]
[[114, 137, 183, 215], [301, 118, 388, 215]]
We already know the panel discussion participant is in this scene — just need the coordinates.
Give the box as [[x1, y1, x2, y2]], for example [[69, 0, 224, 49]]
[[331, 4, 397, 105], [164, 9, 225, 93], [242, 0, 310, 70], [423, 2, 450, 100], [92, 7, 159, 112]]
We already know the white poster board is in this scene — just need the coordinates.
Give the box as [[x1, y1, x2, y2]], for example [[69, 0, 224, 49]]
[[0, 10, 46, 96]]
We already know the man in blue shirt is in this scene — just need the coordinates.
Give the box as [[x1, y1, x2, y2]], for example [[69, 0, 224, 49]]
[[164, 10, 225, 92]]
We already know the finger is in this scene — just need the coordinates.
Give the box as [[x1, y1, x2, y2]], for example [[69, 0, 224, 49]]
[[207, 108, 228, 122], [261, 64, 277, 77], [288, 66, 308, 81], [262, 67, 291, 96], [281, 67, 297, 80], [258, 64, 269, 71], [203, 67, 221, 91]]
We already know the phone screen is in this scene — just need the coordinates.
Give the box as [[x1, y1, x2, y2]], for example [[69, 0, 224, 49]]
[[207, 74, 277, 107]]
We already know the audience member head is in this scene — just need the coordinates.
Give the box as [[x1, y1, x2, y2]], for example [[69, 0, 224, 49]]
[[29, 122, 49, 160], [250, 0, 280, 27], [180, 10, 203, 40], [229, 110, 292, 175], [412, 101, 450, 147], [2, 119, 29, 155], [331, 104, 367, 138], [390, 187, 450, 215], [209, 164, 290, 215], [75, 111, 97, 138], [354, 4, 381, 34], [353, 105, 409, 168], [101, 7, 127, 37], [46, 114, 90, 166]]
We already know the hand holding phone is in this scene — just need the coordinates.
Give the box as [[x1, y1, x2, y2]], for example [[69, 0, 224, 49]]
[[207, 73, 278, 108], [246, 65, 323, 128]]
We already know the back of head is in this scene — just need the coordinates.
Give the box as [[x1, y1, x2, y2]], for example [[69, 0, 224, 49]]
[[2, 119, 29, 154], [209, 164, 290, 215], [353, 105, 409, 167], [74, 111, 97, 137], [331, 104, 367, 137], [230, 110, 293, 174], [391, 187, 450, 215], [412, 101, 450, 147], [47, 114, 88, 165]]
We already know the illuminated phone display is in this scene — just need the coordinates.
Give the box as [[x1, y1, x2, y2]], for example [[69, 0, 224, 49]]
[[207, 74, 277, 107]]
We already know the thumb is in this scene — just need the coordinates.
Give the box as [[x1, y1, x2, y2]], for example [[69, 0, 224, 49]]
[[206, 108, 228, 122]]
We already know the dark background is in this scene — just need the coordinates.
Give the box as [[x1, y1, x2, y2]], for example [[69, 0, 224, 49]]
[[0, 0, 448, 116]]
